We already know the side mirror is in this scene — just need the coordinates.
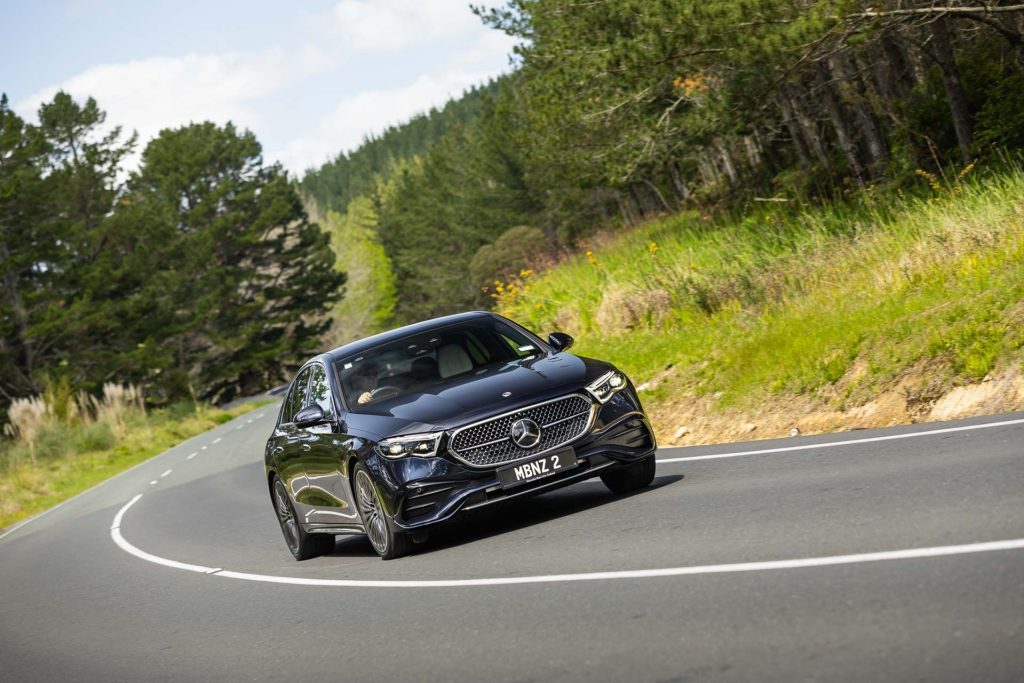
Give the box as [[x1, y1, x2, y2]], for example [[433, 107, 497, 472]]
[[547, 331, 575, 352], [294, 404, 327, 428]]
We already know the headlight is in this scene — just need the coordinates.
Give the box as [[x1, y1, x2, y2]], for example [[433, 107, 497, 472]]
[[586, 370, 627, 404], [376, 432, 442, 459]]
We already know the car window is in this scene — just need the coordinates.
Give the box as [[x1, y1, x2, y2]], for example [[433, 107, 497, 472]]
[[335, 317, 543, 412], [308, 364, 334, 418], [500, 333, 537, 359], [285, 367, 312, 423]]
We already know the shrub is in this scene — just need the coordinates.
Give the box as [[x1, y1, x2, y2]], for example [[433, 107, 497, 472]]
[[470, 226, 551, 297], [34, 423, 74, 461], [73, 421, 117, 453]]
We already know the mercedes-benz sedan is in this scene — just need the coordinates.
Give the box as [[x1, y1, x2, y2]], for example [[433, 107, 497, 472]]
[[265, 311, 656, 560]]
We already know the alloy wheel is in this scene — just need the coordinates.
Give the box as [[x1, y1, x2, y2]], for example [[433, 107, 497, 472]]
[[274, 478, 300, 553], [355, 469, 389, 555]]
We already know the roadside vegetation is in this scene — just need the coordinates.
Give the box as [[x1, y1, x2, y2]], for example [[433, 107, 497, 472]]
[[297, 1, 1024, 438], [494, 166, 1024, 438], [0, 382, 266, 529]]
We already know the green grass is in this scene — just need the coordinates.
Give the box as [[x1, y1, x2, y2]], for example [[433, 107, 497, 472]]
[[0, 401, 269, 529], [496, 169, 1024, 432]]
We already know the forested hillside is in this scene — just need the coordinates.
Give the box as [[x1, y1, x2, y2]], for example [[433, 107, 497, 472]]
[[303, 0, 1024, 331], [300, 78, 503, 213]]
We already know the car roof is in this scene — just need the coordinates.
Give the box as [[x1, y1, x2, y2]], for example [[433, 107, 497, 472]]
[[321, 311, 497, 365]]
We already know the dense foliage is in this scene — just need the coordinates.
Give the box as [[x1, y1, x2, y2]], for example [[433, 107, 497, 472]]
[[303, 0, 1024, 325], [0, 94, 343, 413]]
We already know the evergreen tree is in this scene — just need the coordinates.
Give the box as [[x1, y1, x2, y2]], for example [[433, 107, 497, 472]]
[[131, 122, 344, 401]]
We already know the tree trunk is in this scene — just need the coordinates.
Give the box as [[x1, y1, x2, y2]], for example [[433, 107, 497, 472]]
[[697, 152, 721, 186], [829, 51, 889, 177], [785, 85, 831, 169], [714, 139, 739, 185], [629, 184, 652, 218], [930, 16, 974, 165], [816, 62, 867, 187], [774, 93, 813, 169], [879, 31, 916, 101], [667, 161, 692, 203], [743, 134, 762, 169]]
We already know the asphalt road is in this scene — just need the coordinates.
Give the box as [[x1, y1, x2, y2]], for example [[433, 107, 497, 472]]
[[1, 407, 1022, 682]]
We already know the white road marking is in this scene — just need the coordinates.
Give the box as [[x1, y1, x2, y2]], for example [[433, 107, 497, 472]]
[[110, 495, 1024, 588], [256, 413, 265, 419], [657, 417, 1024, 464], [246, 419, 253, 424], [160, 469, 172, 478], [235, 425, 243, 430], [186, 452, 198, 460], [212, 437, 222, 445], [110, 495, 221, 574], [201, 446, 207, 450], [149, 480, 158, 486]]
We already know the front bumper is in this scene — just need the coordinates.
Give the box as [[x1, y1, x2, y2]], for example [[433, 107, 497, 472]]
[[375, 389, 656, 531]]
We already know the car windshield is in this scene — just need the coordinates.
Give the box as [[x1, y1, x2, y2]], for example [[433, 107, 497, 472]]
[[335, 318, 542, 412]]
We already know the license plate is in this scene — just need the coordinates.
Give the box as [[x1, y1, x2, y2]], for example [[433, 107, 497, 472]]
[[498, 449, 577, 488]]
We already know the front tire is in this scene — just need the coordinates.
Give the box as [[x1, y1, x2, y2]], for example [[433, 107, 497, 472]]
[[600, 454, 656, 494], [272, 475, 335, 561], [353, 463, 411, 560]]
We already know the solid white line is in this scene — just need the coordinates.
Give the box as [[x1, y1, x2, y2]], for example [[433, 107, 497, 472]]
[[110, 494, 141, 529], [109, 494, 1024, 588], [186, 452, 198, 460], [657, 417, 1024, 464], [109, 495, 221, 574], [160, 469, 173, 478]]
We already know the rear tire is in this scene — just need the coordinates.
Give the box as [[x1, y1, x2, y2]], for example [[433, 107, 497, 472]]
[[272, 475, 335, 561], [353, 463, 411, 560], [600, 454, 656, 494]]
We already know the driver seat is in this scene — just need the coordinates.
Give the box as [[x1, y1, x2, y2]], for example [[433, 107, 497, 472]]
[[437, 344, 472, 378]]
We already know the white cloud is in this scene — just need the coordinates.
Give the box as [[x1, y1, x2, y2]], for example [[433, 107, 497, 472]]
[[328, 0, 486, 53], [275, 69, 483, 173], [16, 45, 332, 162], [15, 2, 518, 175]]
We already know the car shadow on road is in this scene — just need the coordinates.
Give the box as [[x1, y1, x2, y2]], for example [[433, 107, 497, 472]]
[[327, 473, 684, 559]]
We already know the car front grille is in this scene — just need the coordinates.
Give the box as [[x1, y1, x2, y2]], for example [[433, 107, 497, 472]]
[[448, 394, 594, 468]]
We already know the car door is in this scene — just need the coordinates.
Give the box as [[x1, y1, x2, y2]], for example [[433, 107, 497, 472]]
[[295, 362, 361, 530], [272, 366, 314, 511]]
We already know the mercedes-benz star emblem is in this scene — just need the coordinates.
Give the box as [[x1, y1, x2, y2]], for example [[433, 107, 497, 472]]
[[510, 418, 541, 448]]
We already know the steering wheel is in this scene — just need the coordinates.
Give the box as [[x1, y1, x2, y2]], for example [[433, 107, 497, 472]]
[[368, 386, 401, 401]]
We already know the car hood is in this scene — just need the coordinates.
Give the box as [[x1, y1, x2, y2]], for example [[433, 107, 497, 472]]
[[346, 353, 609, 439]]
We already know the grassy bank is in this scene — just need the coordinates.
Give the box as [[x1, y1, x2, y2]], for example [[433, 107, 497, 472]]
[[495, 168, 1024, 441], [1, 390, 267, 529]]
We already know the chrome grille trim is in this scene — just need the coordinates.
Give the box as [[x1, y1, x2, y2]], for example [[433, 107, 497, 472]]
[[447, 394, 596, 468]]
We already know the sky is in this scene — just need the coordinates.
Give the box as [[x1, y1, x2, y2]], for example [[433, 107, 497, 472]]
[[0, 0, 518, 175]]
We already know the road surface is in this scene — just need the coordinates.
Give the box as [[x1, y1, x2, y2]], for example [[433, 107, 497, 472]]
[[1, 407, 1022, 681]]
